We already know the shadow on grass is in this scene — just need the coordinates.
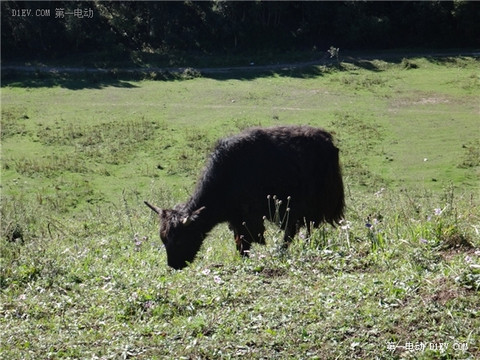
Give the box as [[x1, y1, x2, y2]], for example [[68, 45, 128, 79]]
[[1, 70, 140, 90], [1, 65, 331, 89], [203, 64, 329, 81], [1, 61, 374, 89], [4, 52, 468, 89]]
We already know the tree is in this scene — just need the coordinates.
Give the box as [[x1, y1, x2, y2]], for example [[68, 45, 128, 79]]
[[2, 1, 479, 62]]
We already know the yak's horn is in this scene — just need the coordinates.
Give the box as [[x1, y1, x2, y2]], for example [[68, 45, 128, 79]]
[[144, 201, 162, 215]]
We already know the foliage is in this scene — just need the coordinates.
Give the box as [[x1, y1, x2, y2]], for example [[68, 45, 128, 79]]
[[2, 1, 480, 63]]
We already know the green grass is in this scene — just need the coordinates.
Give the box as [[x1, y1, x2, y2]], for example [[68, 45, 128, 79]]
[[1, 55, 479, 359]]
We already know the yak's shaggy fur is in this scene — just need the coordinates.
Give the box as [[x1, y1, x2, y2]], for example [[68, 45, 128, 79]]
[[146, 125, 344, 269]]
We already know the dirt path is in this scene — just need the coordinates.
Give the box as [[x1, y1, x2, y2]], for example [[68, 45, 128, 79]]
[[2, 50, 478, 76]]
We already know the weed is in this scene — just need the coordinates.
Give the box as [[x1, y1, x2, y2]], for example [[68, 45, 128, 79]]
[[401, 58, 419, 70], [338, 73, 387, 91], [265, 194, 292, 230], [459, 139, 480, 168], [456, 263, 480, 291], [0, 108, 30, 139], [181, 67, 202, 80]]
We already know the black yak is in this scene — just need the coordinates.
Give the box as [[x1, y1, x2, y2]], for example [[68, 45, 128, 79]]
[[145, 125, 344, 269]]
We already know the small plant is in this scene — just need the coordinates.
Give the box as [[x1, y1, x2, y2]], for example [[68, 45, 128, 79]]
[[459, 139, 480, 168], [181, 67, 202, 80], [401, 58, 418, 70], [328, 46, 340, 63], [365, 215, 385, 251], [266, 194, 291, 229], [456, 262, 480, 291], [423, 187, 474, 251]]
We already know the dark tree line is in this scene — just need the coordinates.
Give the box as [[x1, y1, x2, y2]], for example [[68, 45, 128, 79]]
[[2, 1, 479, 61]]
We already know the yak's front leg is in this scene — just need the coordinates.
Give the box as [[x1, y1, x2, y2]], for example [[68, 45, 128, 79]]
[[231, 226, 251, 257], [234, 233, 251, 256]]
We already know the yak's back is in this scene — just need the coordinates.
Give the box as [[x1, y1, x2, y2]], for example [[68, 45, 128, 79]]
[[223, 125, 334, 145], [214, 125, 336, 159]]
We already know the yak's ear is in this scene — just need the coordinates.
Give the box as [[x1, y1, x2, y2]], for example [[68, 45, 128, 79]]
[[144, 201, 162, 215], [181, 206, 206, 226]]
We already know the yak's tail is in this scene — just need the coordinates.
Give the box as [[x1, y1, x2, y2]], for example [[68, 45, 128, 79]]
[[324, 145, 345, 225]]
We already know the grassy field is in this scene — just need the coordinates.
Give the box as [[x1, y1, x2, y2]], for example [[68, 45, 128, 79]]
[[1, 55, 479, 359]]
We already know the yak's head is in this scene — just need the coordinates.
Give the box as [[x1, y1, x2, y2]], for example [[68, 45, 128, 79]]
[[145, 201, 205, 270]]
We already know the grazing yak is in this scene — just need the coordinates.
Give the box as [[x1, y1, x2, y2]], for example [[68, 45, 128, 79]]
[[145, 125, 344, 269]]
